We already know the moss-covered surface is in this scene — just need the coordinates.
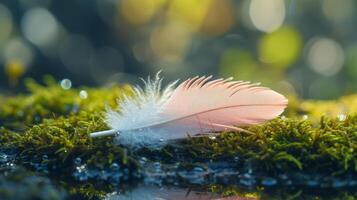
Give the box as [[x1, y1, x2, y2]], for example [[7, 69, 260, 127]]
[[1, 78, 357, 199], [0, 78, 138, 199], [143, 115, 357, 173]]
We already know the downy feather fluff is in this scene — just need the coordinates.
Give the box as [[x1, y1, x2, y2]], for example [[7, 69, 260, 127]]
[[90, 73, 288, 147]]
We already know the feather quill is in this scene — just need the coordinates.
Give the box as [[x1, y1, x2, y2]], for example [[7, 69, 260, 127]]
[[90, 73, 288, 147]]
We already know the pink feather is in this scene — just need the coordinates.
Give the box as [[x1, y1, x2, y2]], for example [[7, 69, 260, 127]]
[[90, 74, 288, 146]]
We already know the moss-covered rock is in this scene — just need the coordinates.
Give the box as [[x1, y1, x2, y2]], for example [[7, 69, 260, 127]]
[[2, 78, 357, 199]]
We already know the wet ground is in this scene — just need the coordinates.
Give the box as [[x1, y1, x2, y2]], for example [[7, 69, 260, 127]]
[[1, 149, 357, 200]]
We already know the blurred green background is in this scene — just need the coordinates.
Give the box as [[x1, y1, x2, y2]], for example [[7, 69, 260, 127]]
[[0, 0, 356, 99]]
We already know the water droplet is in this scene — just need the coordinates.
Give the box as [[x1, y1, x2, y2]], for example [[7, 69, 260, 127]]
[[209, 136, 216, 140], [42, 154, 48, 160], [153, 162, 161, 171], [79, 90, 88, 99], [0, 153, 9, 163], [76, 164, 86, 173], [242, 173, 252, 179], [110, 162, 120, 171], [338, 114, 346, 121], [192, 166, 205, 173], [139, 157, 147, 165], [74, 157, 82, 165], [261, 177, 277, 186], [34, 114, 42, 123], [247, 168, 253, 174], [6, 162, 15, 167], [178, 167, 206, 185], [60, 79, 72, 90], [174, 162, 180, 168], [73, 163, 89, 181], [240, 174, 256, 186]]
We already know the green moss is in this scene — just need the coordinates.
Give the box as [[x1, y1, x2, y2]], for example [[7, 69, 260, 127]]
[[0, 110, 142, 198], [0, 78, 137, 199], [2, 78, 357, 199], [140, 115, 357, 176], [0, 76, 132, 130], [210, 185, 260, 199]]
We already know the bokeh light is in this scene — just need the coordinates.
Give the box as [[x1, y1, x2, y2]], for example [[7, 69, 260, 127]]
[[79, 90, 88, 99], [21, 7, 60, 48], [3, 38, 33, 68], [198, 0, 235, 36], [0, 4, 13, 46], [18, 0, 52, 8], [0, 0, 356, 99], [249, 0, 285, 33], [60, 79, 72, 90], [259, 26, 302, 68], [119, 0, 166, 26], [220, 48, 258, 79], [167, 0, 235, 36], [150, 23, 191, 63], [4, 60, 26, 86], [167, 0, 212, 32], [322, 0, 355, 24], [307, 37, 345, 76]]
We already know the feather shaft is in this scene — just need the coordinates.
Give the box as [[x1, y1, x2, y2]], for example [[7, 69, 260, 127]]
[[117, 103, 285, 131], [90, 129, 119, 138], [90, 73, 288, 147]]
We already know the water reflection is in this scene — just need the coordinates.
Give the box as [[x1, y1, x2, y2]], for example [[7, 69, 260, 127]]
[[105, 186, 256, 200]]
